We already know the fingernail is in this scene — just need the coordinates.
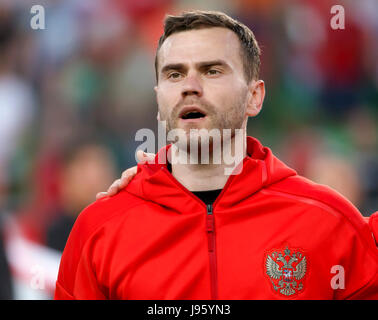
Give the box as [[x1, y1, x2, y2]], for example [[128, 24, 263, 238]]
[[96, 192, 106, 199]]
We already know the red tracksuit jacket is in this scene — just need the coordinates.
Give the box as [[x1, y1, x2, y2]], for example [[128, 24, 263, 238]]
[[55, 136, 378, 299]]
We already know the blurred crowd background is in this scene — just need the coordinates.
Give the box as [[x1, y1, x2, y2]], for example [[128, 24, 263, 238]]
[[0, 0, 376, 299]]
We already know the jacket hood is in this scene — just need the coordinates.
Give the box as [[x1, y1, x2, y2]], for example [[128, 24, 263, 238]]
[[125, 136, 297, 213]]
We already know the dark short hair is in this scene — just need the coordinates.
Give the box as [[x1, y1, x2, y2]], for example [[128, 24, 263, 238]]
[[155, 10, 261, 83]]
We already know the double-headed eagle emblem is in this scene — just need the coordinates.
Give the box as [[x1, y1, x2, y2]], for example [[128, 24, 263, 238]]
[[265, 247, 307, 296]]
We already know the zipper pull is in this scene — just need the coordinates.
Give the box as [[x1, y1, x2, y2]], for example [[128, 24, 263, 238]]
[[206, 204, 215, 252]]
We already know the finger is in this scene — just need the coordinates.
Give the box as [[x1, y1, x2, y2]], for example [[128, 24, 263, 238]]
[[119, 175, 133, 189], [119, 167, 138, 188], [136, 150, 145, 162], [96, 192, 108, 200], [136, 150, 155, 163], [145, 152, 155, 162], [121, 166, 137, 180], [107, 179, 121, 196]]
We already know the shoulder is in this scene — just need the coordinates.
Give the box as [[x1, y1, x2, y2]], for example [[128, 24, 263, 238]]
[[55, 190, 147, 296], [71, 190, 146, 244], [265, 175, 377, 250], [267, 175, 360, 218]]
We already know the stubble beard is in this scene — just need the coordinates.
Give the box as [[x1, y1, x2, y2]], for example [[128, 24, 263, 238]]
[[159, 94, 247, 164]]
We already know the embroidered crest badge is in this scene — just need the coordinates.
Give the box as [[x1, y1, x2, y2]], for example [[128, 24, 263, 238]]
[[265, 247, 307, 296]]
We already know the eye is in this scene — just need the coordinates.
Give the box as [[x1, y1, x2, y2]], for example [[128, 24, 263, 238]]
[[168, 72, 182, 80], [206, 69, 221, 76]]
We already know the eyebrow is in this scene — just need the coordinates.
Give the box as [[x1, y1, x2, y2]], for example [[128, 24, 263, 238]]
[[160, 60, 231, 75], [161, 63, 187, 75]]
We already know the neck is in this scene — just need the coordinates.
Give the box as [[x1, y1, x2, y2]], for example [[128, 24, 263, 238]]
[[170, 131, 247, 191]]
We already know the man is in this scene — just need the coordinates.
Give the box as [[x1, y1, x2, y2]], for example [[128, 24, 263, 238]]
[[55, 10, 378, 299]]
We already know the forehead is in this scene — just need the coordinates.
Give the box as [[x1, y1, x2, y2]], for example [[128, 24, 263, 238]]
[[158, 27, 243, 70]]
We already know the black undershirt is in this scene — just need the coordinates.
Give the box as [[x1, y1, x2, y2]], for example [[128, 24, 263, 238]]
[[192, 189, 222, 205], [167, 162, 222, 205]]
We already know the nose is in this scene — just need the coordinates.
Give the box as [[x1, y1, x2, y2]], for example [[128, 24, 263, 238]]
[[181, 73, 203, 98]]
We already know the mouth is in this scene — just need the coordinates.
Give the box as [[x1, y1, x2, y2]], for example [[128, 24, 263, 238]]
[[179, 106, 207, 121]]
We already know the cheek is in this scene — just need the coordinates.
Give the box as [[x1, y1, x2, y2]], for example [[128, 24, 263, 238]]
[[156, 91, 169, 118], [207, 81, 246, 112], [157, 85, 177, 110]]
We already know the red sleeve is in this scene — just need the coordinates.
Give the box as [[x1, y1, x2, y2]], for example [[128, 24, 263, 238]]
[[54, 192, 142, 300], [54, 237, 107, 300], [54, 200, 111, 300], [337, 211, 378, 300], [369, 212, 378, 247], [347, 212, 378, 299], [346, 273, 378, 300], [270, 177, 378, 300], [55, 281, 74, 300]]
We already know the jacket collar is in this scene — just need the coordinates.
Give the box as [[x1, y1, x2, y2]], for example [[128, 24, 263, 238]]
[[125, 136, 296, 214]]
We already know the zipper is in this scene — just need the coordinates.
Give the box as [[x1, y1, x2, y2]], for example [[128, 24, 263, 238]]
[[159, 167, 240, 300], [206, 203, 218, 300]]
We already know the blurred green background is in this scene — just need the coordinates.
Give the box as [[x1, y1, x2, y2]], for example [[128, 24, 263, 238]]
[[0, 0, 376, 299]]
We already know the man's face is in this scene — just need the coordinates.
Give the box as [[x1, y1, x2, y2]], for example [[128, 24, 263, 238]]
[[155, 27, 250, 139]]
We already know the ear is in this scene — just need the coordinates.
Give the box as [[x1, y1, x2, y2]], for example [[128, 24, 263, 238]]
[[246, 80, 265, 117]]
